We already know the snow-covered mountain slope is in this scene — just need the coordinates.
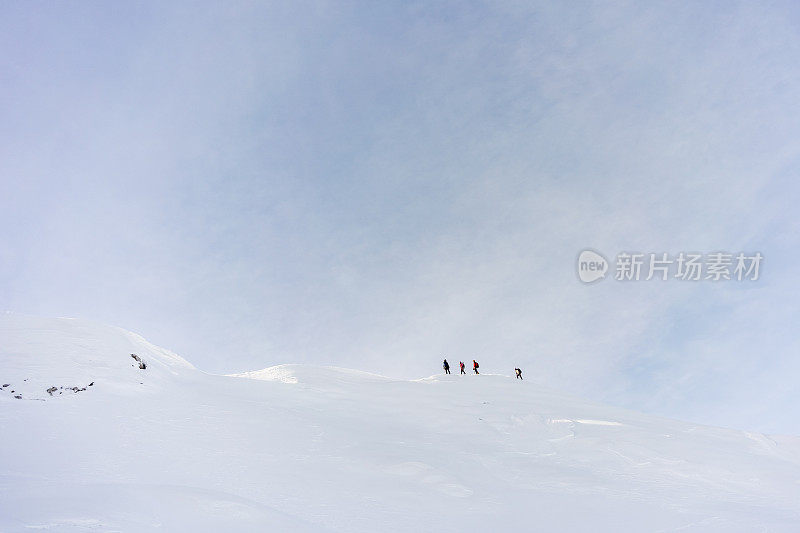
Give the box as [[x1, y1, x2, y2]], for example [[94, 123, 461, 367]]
[[1, 314, 799, 532]]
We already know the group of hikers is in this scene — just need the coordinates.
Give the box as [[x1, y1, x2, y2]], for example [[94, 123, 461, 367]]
[[442, 359, 523, 380]]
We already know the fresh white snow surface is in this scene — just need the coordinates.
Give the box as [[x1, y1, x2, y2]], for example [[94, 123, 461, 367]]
[[1, 313, 799, 532]]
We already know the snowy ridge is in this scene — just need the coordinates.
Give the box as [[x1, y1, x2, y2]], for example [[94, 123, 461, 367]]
[[0, 313, 195, 400], [1, 313, 800, 532], [230, 363, 392, 386]]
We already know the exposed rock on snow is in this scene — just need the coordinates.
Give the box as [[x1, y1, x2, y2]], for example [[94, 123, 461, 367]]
[[131, 353, 147, 369]]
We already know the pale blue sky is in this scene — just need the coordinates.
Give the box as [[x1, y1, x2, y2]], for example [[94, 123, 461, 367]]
[[2, 1, 800, 433]]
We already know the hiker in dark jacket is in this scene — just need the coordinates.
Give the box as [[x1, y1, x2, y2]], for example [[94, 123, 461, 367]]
[[473, 360, 480, 374], [443, 359, 450, 374], [515, 368, 523, 380], [459, 361, 466, 374]]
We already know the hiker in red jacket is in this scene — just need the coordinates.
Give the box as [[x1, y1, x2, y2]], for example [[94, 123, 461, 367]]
[[473, 360, 480, 374], [459, 361, 466, 374]]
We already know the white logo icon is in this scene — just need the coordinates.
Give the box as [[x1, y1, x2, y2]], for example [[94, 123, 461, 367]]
[[577, 250, 608, 283]]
